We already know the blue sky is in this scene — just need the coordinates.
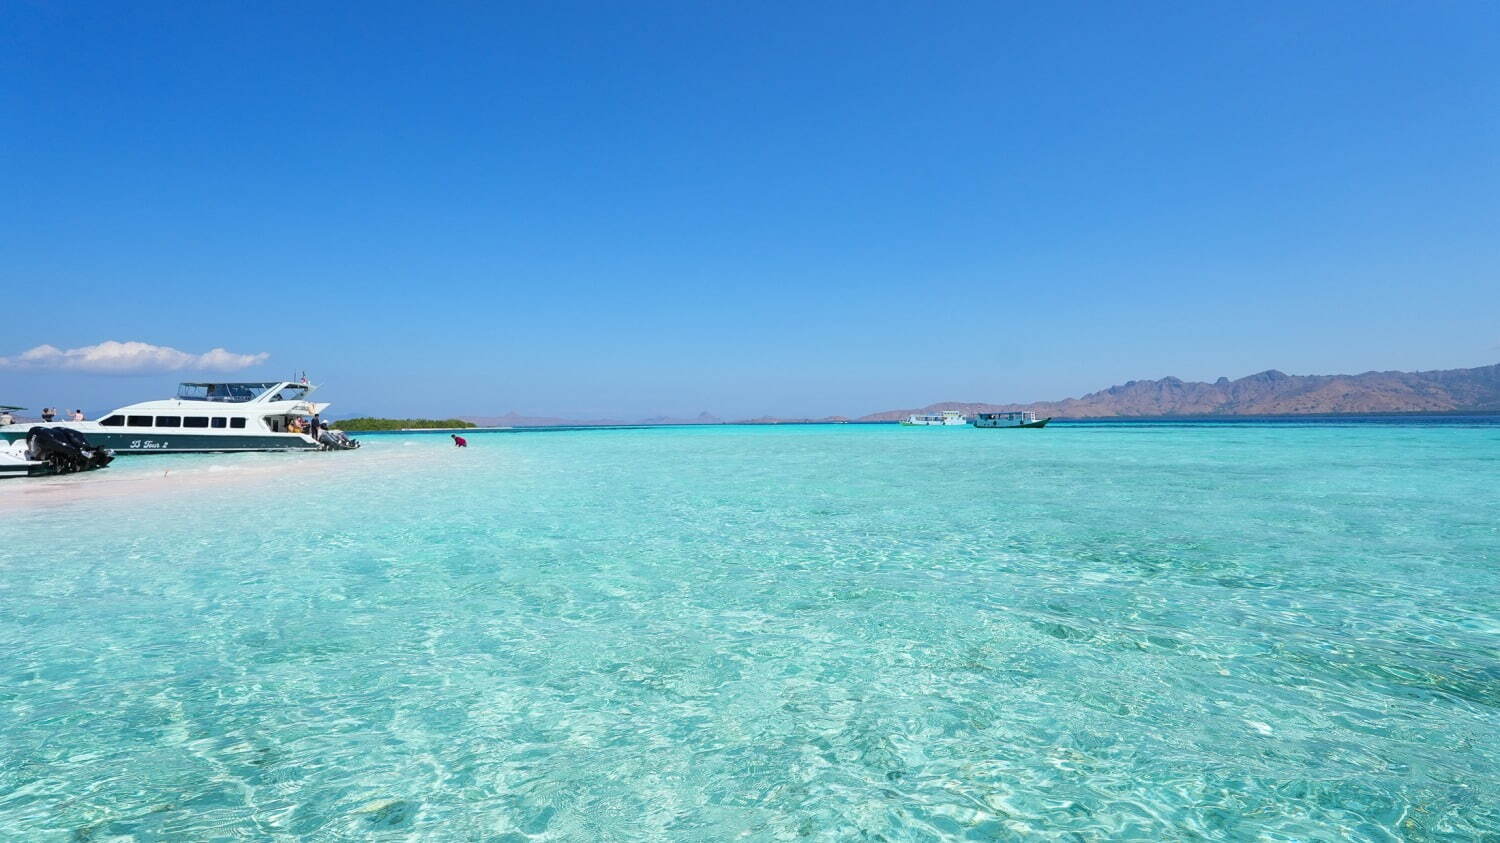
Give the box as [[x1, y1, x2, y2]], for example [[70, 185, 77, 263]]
[[3, 1, 1497, 419]]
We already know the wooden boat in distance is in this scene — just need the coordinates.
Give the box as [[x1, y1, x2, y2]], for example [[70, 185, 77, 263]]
[[971, 411, 1050, 429]]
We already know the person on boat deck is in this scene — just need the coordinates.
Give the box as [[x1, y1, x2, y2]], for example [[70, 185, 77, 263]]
[[41, 407, 55, 422], [288, 417, 305, 434], [451, 434, 468, 448], [0, 410, 12, 426], [72, 409, 85, 421]]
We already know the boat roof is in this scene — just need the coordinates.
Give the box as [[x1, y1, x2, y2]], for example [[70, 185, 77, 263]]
[[0, 405, 23, 411], [172, 380, 319, 404], [179, 381, 293, 388]]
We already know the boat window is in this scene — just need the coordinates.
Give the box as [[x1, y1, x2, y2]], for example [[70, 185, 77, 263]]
[[211, 418, 227, 429], [100, 415, 125, 427], [184, 416, 209, 428], [271, 385, 309, 402], [156, 416, 181, 427], [230, 418, 246, 429], [176, 382, 279, 402], [128, 415, 152, 427]]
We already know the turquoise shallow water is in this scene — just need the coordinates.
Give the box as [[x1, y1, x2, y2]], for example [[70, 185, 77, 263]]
[[2, 422, 1498, 840]]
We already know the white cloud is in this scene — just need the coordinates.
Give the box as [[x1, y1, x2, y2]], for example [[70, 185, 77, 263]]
[[0, 341, 270, 374]]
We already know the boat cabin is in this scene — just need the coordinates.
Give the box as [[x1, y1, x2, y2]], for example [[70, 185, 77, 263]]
[[904, 409, 967, 425], [974, 411, 1037, 423], [88, 381, 324, 435], [971, 410, 1049, 428], [176, 382, 311, 403]]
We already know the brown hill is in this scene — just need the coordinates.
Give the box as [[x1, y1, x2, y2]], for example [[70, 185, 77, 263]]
[[860, 363, 1500, 420]]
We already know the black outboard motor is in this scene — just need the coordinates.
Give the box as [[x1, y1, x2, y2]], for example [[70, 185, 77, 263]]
[[26, 426, 115, 473], [317, 428, 361, 451]]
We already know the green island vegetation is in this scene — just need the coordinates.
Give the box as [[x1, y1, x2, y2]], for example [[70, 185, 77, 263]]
[[333, 418, 477, 431]]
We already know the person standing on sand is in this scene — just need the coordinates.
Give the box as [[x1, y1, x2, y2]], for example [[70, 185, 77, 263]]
[[451, 434, 467, 448]]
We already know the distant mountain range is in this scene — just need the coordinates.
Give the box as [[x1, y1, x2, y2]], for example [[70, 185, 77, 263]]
[[860, 363, 1500, 421], [457, 363, 1500, 427]]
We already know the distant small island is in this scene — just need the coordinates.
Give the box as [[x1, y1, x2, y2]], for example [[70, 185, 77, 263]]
[[334, 418, 477, 431]]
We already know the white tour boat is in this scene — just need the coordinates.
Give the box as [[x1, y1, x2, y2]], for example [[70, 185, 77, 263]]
[[971, 411, 1050, 429], [0, 381, 359, 454], [901, 410, 967, 426]]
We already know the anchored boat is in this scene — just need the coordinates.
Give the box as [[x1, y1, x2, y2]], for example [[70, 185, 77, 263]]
[[1, 424, 114, 478], [0, 381, 360, 454], [902, 410, 967, 426], [971, 411, 1050, 429]]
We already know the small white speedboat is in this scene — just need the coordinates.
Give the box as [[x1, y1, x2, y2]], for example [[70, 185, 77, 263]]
[[1, 438, 56, 478], [0, 425, 115, 478]]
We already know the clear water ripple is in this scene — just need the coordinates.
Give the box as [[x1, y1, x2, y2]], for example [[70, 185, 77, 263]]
[[1, 423, 1497, 839]]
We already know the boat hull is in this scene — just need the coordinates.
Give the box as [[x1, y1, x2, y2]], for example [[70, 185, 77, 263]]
[[0, 460, 107, 477], [0, 428, 318, 453], [0, 461, 49, 478]]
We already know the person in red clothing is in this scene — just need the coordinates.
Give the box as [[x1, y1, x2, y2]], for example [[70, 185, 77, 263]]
[[451, 434, 468, 447]]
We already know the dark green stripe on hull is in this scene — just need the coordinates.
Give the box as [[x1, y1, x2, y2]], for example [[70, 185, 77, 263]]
[[99, 433, 318, 452], [1, 430, 317, 453], [0, 464, 45, 477]]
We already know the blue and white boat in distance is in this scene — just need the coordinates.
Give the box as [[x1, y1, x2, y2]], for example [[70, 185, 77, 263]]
[[971, 410, 1051, 429], [902, 410, 968, 426], [0, 380, 358, 453]]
